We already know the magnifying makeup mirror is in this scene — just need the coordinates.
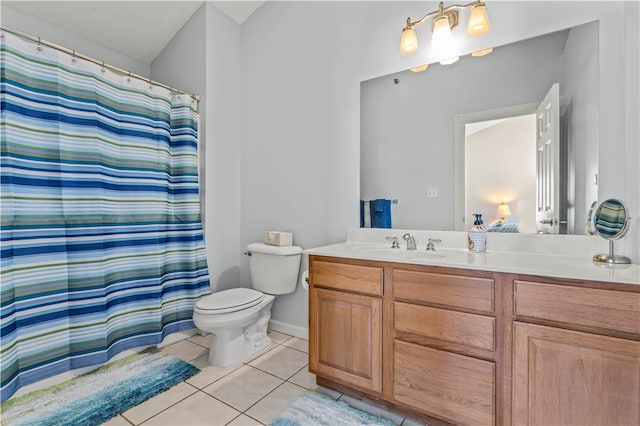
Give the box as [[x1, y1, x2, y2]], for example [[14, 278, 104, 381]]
[[589, 199, 632, 264]]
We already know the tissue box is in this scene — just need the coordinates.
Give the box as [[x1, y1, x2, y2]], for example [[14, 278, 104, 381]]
[[263, 231, 293, 246]]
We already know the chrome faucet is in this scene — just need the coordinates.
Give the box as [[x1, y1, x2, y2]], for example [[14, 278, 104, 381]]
[[426, 238, 441, 251], [386, 236, 400, 248], [402, 233, 417, 250]]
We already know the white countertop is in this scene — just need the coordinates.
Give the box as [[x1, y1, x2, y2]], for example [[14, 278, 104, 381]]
[[304, 229, 640, 286]]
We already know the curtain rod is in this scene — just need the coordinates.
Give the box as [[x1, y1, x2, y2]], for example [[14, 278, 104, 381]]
[[0, 26, 200, 102]]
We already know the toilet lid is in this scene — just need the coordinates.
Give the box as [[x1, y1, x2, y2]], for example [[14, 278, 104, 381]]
[[196, 288, 264, 314]]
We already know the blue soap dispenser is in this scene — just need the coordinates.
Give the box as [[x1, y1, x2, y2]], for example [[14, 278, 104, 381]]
[[468, 214, 487, 252]]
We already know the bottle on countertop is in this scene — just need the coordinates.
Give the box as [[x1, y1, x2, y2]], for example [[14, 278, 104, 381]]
[[468, 213, 487, 252]]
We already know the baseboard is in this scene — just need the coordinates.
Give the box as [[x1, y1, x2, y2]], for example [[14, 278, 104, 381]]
[[269, 319, 308, 340]]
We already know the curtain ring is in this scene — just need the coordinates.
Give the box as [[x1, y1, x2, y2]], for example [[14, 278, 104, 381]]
[[37, 37, 43, 52], [71, 50, 77, 63]]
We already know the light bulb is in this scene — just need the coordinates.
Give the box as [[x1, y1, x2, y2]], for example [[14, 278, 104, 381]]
[[468, 2, 490, 36], [472, 47, 493, 57], [432, 15, 453, 54], [439, 56, 459, 65], [409, 64, 429, 73], [400, 27, 418, 55]]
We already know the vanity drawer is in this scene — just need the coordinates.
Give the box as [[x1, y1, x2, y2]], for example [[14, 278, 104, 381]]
[[393, 340, 495, 425], [311, 259, 383, 296], [393, 269, 494, 313], [514, 280, 640, 335], [394, 302, 495, 351]]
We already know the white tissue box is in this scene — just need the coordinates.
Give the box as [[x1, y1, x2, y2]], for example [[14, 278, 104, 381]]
[[263, 231, 293, 246]]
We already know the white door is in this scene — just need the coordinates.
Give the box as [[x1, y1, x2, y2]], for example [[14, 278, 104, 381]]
[[536, 83, 560, 234]]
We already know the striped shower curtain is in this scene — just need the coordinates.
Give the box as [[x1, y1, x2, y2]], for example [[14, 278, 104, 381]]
[[0, 31, 210, 402]]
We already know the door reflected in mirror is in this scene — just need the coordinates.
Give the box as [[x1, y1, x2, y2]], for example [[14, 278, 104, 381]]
[[360, 21, 599, 235]]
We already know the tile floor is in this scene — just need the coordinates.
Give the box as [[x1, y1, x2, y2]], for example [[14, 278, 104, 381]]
[[101, 330, 428, 426]]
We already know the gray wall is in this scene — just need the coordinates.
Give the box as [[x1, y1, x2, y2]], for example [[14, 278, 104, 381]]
[[241, 1, 639, 330], [561, 22, 599, 235], [361, 30, 566, 230], [151, 3, 244, 294], [2, 2, 639, 334]]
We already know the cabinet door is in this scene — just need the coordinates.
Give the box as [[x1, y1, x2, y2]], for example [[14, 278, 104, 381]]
[[513, 322, 640, 426], [309, 288, 382, 392]]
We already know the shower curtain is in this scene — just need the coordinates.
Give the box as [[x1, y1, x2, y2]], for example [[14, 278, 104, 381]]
[[0, 31, 210, 402]]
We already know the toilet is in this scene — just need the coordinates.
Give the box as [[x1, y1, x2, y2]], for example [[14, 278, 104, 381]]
[[192, 242, 302, 367]]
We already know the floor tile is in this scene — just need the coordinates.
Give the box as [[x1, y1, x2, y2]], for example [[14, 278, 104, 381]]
[[267, 330, 291, 344], [101, 414, 132, 425], [186, 361, 242, 389], [203, 365, 283, 412], [160, 339, 208, 362], [188, 332, 212, 348], [226, 414, 265, 425], [248, 345, 308, 380], [245, 382, 307, 424], [339, 394, 405, 425], [121, 382, 197, 425], [281, 337, 308, 353], [141, 391, 239, 425], [288, 366, 317, 390]]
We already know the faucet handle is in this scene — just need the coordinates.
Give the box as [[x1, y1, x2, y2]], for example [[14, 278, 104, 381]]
[[426, 238, 442, 251], [386, 236, 400, 248]]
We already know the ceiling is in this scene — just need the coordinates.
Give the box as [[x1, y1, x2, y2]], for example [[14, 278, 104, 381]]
[[3, 1, 265, 63]]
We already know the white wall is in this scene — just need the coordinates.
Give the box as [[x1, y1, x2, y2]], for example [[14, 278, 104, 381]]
[[466, 115, 537, 233], [1, 5, 149, 76]]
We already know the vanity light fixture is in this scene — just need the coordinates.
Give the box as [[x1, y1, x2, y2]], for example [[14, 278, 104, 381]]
[[400, 1, 491, 56], [409, 64, 430, 72], [471, 47, 493, 57], [439, 56, 460, 65]]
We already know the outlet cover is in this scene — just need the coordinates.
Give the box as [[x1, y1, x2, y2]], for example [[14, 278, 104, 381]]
[[427, 188, 438, 198]]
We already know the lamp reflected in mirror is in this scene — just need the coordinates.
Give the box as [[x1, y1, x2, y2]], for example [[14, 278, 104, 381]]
[[497, 203, 512, 222]]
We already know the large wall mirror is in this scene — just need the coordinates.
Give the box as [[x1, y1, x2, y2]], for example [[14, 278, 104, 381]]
[[361, 21, 599, 235]]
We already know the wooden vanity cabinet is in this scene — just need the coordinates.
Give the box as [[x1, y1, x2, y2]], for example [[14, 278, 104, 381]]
[[390, 267, 500, 425], [308, 255, 640, 426], [512, 278, 640, 426], [308, 257, 383, 393]]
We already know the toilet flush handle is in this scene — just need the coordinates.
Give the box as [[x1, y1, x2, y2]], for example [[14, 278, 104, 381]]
[[243, 251, 252, 256]]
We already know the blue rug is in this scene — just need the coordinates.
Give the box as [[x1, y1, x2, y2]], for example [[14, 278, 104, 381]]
[[271, 391, 397, 426], [0, 348, 200, 426]]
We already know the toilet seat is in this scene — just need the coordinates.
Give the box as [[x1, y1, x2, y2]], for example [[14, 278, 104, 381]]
[[196, 288, 264, 314]]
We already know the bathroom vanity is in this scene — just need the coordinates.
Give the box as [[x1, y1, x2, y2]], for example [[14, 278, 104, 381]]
[[306, 230, 640, 426]]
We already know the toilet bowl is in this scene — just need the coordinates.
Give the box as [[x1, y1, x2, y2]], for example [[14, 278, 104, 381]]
[[192, 242, 302, 367], [193, 288, 275, 367]]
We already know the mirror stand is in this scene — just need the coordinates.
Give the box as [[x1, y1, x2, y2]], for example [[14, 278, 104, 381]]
[[591, 199, 632, 265], [593, 240, 631, 264]]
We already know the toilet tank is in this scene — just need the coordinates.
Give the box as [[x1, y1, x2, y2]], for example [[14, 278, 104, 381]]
[[247, 243, 302, 295]]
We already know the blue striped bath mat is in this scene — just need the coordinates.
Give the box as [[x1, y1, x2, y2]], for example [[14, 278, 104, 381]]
[[271, 391, 396, 426], [0, 348, 200, 426]]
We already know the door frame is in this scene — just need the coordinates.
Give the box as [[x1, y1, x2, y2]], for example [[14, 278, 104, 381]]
[[454, 102, 538, 231]]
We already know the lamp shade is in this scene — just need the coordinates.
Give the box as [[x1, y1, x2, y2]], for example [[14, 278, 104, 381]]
[[497, 203, 512, 220], [431, 15, 453, 53], [400, 27, 419, 55], [467, 2, 490, 36]]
